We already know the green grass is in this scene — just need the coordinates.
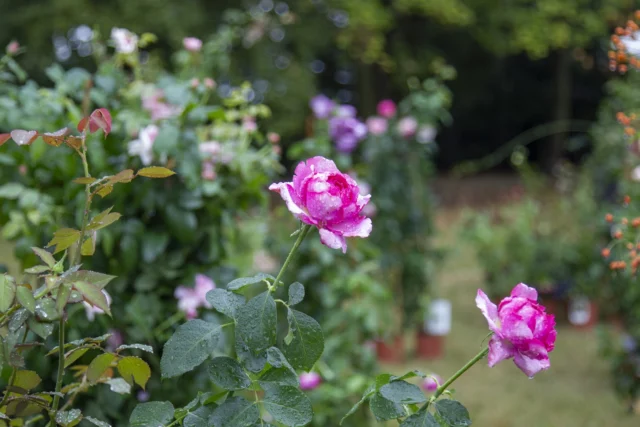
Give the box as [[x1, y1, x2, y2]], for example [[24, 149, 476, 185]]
[[379, 213, 638, 427]]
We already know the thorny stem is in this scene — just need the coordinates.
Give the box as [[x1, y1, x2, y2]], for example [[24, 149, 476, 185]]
[[272, 224, 312, 290], [49, 129, 93, 425]]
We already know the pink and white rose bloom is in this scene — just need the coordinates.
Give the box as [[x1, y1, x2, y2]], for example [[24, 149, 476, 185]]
[[110, 28, 138, 54], [183, 37, 203, 52], [376, 99, 397, 118], [476, 283, 557, 378], [269, 156, 373, 253], [84, 291, 112, 321], [397, 116, 418, 139], [142, 89, 181, 121], [366, 116, 388, 136], [299, 372, 321, 391], [128, 125, 159, 166], [174, 274, 215, 319]]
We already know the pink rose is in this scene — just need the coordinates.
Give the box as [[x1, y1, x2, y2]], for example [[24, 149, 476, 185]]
[[397, 116, 418, 139], [269, 156, 373, 253], [183, 37, 203, 52], [476, 283, 557, 378], [174, 274, 215, 319], [366, 116, 388, 136], [6, 41, 19, 55], [202, 162, 216, 181], [267, 132, 281, 144], [204, 78, 216, 89], [299, 372, 321, 391], [377, 99, 396, 118], [422, 374, 442, 392]]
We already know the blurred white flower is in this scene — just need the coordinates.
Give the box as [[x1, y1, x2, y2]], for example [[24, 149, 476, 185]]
[[128, 125, 159, 166], [110, 28, 138, 54], [621, 31, 640, 58], [417, 125, 437, 144], [632, 166, 640, 182]]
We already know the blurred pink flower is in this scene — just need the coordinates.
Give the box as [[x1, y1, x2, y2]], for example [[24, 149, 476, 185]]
[[309, 95, 334, 119], [422, 374, 442, 392], [202, 161, 216, 181], [174, 274, 215, 319], [269, 156, 372, 253], [190, 78, 200, 88], [366, 116, 388, 136], [476, 283, 557, 378], [110, 28, 138, 54], [183, 37, 203, 52], [416, 125, 437, 144], [106, 329, 124, 351], [200, 141, 233, 164], [243, 117, 258, 133], [18, 164, 27, 175], [397, 117, 418, 139], [142, 90, 180, 121], [268, 132, 281, 144], [299, 372, 321, 391], [128, 124, 159, 166], [204, 78, 216, 89], [83, 291, 111, 321], [376, 99, 396, 118], [6, 41, 19, 55]]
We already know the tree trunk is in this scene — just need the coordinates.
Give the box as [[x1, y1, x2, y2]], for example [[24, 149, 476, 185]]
[[544, 49, 573, 173]]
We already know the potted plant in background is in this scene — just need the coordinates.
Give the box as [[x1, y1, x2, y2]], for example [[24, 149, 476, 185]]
[[416, 296, 452, 359]]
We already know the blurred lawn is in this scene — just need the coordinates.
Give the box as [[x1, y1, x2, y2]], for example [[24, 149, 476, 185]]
[[379, 209, 637, 427]]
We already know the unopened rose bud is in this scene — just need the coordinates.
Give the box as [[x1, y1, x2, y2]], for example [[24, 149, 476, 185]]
[[299, 372, 321, 391], [422, 375, 442, 392]]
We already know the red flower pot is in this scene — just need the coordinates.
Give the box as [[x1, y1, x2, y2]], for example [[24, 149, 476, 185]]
[[415, 330, 445, 360], [375, 336, 404, 363]]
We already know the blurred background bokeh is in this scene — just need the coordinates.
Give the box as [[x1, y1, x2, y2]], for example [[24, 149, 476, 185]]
[[2, 0, 640, 425]]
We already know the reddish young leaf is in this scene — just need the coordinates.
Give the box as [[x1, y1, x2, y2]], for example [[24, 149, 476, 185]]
[[78, 108, 112, 137], [65, 136, 83, 150], [0, 133, 11, 146], [10, 130, 38, 146], [77, 117, 89, 133], [42, 128, 69, 147]]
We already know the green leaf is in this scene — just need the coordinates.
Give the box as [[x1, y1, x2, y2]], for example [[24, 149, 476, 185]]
[[261, 383, 313, 427], [81, 235, 96, 256], [434, 400, 471, 426], [117, 356, 151, 390], [0, 274, 16, 313], [401, 411, 439, 426], [137, 167, 176, 178], [56, 409, 82, 427], [391, 370, 427, 382], [0, 183, 24, 199], [208, 357, 251, 390], [47, 228, 81, 254], [56, 284, 72, 315], [340, 385, 375, 425], [64, 347, 90, 368], [86, 353, 116, 384], [72, 177, 97, 185], [87, 212, 121, 231], [73, 281, 111, 316], [380, 380, 427, 404], [369, 392, 406, 421], [260, 348, 298, 386], [287, 283, 305, 306], [130, 401, 175, 427], [207, 288, 245, 320], [107, 378, 132, 394], [282, 308, 324, 371], [95, 184, 114, 198], [31, 247, 56, 267], [235, 334, 267, 373], [227, 273, 274, 292], [84, 416, 111, 427], [28, 317, 54, 339], [160, 319, 223, 378], [24, 265, 50, 274], [16, 286, 36, 313], [184, 406, 216, 427], [62, 270, 116, 289], [14, 370, 41, 390], [116, 344, 154, 354], [210, 396, 259, 427], [34, 298, 60, 322], [235, 291, 276, 355]]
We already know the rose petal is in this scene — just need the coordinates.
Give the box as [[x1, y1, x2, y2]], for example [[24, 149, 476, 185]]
[[513, 341, 550, 378], [476, 289, 500, 332], [269, 182, 306, 217], [510, 283, 538, 301], [319, 228, 347, 253], [330, 217, 372, 238], [487, 335, 516, 367], [293, 157, 339, 191]]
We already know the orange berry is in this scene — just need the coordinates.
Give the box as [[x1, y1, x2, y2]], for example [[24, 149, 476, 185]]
[[602, 248, 611, 258], [627, 242, 634, 250], [606, 213, 614, 222], [631, 250, 637, 258], [625, 195, 632, 204], [623, 218, 629, 225], [614, 230, 624, 239]]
